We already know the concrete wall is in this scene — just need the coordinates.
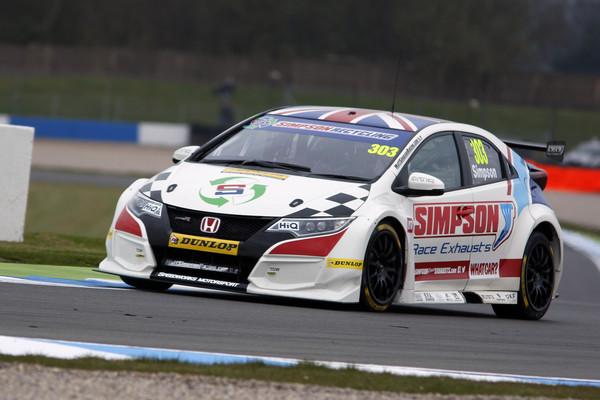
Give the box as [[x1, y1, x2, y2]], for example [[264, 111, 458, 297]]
[[0, 124, 34, 242]]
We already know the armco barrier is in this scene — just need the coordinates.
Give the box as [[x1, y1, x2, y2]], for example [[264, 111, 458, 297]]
[[5, 115, 190, 147], [529, 160, 600, 193]]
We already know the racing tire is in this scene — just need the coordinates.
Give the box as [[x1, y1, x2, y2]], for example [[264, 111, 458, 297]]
[[360, 223, 404, 312], [492, 232, 555, 320], [120, 276, 173, 292]]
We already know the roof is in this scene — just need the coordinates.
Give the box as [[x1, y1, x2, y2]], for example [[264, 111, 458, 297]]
[[269, 106, 447, 132]]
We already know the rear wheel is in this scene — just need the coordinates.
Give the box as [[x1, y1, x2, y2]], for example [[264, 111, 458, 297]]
[[120, 276, 173, 291], [360, 223, 404, 312], [492, 232, 555, 320]]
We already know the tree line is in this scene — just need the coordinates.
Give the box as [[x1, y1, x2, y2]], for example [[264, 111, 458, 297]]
[[1, 0, 599, 82]]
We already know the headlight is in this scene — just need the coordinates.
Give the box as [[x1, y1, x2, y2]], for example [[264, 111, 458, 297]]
[[127, 191, 163, 219], [266, 217, 354, 237]]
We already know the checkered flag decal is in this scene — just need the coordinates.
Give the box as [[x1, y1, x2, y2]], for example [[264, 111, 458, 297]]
[[140, 171, 173, 202], [287, 184, 370, 217]]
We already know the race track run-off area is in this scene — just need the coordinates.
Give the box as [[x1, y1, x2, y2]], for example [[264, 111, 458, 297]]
[[0, 230, 599, 388]]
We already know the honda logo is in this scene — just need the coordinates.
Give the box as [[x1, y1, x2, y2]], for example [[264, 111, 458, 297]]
[[200, 217, 221, 233]]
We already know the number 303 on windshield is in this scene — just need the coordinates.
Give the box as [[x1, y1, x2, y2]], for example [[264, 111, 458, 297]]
[[368, 144, 399, 157]]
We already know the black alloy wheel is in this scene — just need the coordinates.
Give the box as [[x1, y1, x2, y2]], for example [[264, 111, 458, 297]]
[[493, 231, 555, 320], [360, 223, 404, 312]]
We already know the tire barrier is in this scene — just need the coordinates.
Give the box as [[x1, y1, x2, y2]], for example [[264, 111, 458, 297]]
[[529, 160, 600, 193]]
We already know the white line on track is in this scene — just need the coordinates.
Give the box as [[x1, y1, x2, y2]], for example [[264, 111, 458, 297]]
[[0, 335, 599, 388]]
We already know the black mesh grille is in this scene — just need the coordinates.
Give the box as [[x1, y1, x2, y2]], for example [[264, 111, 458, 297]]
[[167, 205, 275, 241], [154, 247, 256, 284]]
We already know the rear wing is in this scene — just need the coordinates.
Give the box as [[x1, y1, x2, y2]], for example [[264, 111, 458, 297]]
[[502, 139, 566, 162]]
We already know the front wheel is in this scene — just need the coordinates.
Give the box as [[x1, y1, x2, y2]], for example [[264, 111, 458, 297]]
[[492, 232, 555, 320], [360, 223, 404, 312], [120, 276, 173, 292]]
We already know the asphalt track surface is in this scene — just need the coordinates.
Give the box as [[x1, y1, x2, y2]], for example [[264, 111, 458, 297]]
[[0, 244, 599, 381]]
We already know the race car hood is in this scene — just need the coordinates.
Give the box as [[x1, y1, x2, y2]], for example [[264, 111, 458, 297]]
[[139, 162, 371, 217]]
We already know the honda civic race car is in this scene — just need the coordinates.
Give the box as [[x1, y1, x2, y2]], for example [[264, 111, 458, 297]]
[[99, 105, 565, 319]]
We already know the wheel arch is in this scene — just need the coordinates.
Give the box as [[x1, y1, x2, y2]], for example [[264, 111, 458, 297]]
[[529, 220, 563, 296], [374, 215, 408, 285]]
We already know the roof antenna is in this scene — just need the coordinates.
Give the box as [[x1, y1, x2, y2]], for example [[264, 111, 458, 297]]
[[391, 50, 402, 115]]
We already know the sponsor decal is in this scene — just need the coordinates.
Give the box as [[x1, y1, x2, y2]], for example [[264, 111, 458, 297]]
[[474, 291, 518, 304], [415, 261, 469, 281], [199, 176, 267, 207], [244, 117, 278, 129], [407, 217, 414, 234], [469, 138, 489, 165], [414, 241, 492, 255], [141, 201, 162, 217], [471, 165, 498, 181], [156, 271, 240, 288], [164, 259, 236, 273], [273, 120, 399, 141], [200, 217, 221, 233], [326, 258, 364, 270], [270, 220, 299, 231], [410, 174, 435, 185], [415, 259, 521, 281], [415, 291, 465, 303], [394, 135, 423, 169], [223, 168, 288, 180], [168, 233, 239, 256], [413, 201, 515, 250], [367, 144, 399, 158], [469, 261, 500, 279]]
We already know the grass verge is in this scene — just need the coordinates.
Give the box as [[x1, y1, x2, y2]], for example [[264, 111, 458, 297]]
[[0, 355, 598, 399], [0, 232, 105, 267]]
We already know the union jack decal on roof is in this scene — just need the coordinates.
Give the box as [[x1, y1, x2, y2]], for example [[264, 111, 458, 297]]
[[269, 106, 445, 132]]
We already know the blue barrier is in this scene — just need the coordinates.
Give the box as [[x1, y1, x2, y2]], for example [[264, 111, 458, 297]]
[[9, 116, 138, 143]]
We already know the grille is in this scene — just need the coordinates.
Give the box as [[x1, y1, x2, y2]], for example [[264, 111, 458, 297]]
[[167, 205, 275, 241], [155, 247, 257, 284]]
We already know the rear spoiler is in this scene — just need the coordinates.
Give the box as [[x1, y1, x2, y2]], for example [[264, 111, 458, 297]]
[[502, 139, 566, 162]]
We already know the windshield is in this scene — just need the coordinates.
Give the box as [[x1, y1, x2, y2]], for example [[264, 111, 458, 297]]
[[199, 115, 415, 181]]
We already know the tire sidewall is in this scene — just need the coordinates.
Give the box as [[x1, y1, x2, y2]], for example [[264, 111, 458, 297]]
[[518, 231, 555, 320], [360, 223, 403, 312]]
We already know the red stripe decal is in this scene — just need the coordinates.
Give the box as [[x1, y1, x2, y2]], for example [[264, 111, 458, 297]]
[[269, 230, 346, 257], [115, 208, 142, 237], [499, 258, 522, 278], [389, 113, 414, 131]]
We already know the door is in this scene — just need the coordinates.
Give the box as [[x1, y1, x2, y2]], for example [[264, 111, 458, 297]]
[[459, 134, 520, 291], [402, 133, 473, 291]]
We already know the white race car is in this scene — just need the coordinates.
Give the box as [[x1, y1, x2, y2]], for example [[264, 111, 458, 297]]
[[99, 106, 565, 319]]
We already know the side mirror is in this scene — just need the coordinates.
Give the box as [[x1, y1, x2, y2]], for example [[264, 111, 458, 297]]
[[393, 172, 445, 196], [172, 145, 200, 164]]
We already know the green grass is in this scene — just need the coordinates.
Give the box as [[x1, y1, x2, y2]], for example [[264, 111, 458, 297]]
[[2, 75, 600, 147], [0, 356, 597, 399], [0, 232, 105, 267], [25, 180, 123, 238]]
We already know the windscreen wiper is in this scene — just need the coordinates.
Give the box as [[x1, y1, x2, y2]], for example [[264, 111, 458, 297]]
[[310, 172, 370, 182], [202, 158, 311, 172]]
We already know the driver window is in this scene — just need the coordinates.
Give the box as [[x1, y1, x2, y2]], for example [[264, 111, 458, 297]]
[[407, 134, 461, 190]]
